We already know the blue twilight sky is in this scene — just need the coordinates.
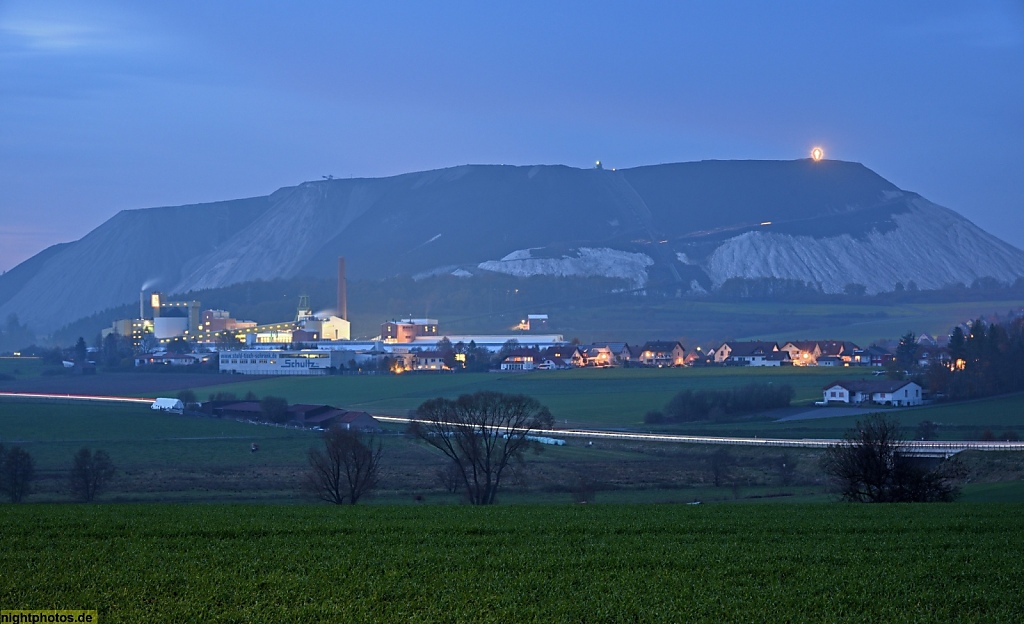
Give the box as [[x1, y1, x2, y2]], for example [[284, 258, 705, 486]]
[[1, 1, 1022, 273]]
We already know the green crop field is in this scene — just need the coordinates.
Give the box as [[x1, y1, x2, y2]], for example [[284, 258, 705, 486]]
[[1, 503, 1022, 622]]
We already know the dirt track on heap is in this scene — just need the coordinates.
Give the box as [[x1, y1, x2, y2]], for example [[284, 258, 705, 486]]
[[0, 372, 269, 397]]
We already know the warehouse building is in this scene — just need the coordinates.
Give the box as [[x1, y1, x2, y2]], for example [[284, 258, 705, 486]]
[[219, 349, 347, 375]]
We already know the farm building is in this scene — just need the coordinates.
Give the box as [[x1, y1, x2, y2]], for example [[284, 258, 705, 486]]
[[151, 397, 184, 413]]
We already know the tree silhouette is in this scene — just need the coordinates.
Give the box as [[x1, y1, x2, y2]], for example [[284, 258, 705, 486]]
[[68, 448, 116, 502], [0, 445, 35, 503], [410, 391, 553, 505], [306, 428, 384, 505], [821, 415, 958, 503]]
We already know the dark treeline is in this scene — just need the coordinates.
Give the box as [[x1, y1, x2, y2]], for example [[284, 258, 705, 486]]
[[0, 313, 36, 353], [927, 317, 1024, 400], [646, 383, 795, 424]]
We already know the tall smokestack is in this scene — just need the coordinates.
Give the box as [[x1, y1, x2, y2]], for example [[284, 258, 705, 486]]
[[140, 291, 144, 320], [337, 256, 347, 320]]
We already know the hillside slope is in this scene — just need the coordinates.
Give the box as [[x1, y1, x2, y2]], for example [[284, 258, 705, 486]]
[[2, 159, 1022, 334]]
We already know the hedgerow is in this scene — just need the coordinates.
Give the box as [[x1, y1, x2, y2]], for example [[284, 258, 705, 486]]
[[651, 382, 795, 423]]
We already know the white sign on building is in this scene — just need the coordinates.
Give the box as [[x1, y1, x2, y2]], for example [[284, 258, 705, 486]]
[[219, 350, 344, 375]]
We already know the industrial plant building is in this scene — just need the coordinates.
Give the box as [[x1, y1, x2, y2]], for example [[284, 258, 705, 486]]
[[381, 318, 439, 343], [106, 254, 571, 375], [218, 349, 347, 375]]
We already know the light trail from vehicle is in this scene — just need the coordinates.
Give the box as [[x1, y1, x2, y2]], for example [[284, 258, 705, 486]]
[[0, 392, 155, 404], [375, 415, 1024, 456]]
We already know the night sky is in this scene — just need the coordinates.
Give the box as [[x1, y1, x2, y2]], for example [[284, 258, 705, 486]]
[[2, 1, 1022, 273]]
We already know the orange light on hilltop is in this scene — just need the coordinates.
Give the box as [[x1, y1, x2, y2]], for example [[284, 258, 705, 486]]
[[811, 147, 824, 161]]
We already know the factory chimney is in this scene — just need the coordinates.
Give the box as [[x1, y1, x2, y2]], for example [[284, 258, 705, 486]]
[[337, 256, 347, 321], [140, 291, 144, 320]]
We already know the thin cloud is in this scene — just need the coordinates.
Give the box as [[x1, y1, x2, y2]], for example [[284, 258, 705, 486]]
[[899, 7, 1024, 49], [1, 19, 111, 52]]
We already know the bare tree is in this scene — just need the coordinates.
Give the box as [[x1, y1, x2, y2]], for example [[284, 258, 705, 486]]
[[305, 428, 384, 504], [68, 448, 116, 502], [436, 461, 462, 494], [821, 414, 959, 502], [708, 448, 734, 487], [1, 445, 35, 503], [409, 391, 554, 505]]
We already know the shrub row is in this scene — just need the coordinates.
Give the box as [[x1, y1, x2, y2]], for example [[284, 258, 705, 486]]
[[647, 382, 794, 423]]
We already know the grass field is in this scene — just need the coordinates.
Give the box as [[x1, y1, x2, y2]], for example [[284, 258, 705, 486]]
[[175, 367, 1024, 441], [0, 356, 45, 378], [183, 366, 875, 427], [2, 503, 1022, 622], [0, 400, 314, 469], [660, 393, 1024, 441], [2, 397, 830, 503], [4, 395, 1024, 504]]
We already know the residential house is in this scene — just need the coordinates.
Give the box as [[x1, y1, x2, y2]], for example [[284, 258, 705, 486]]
[[850, 348, 870, 366], [569, 346, 587, 368], [821, 380, 923, 407], [683, 349, 705, 366], [534, 357, 570, 370], [627, 344, 645, 364], [690, 346, 717, 366], [579, 345, 615, 367], [816, 356, 843, 367], [818, 340, 860, 364], [916, 346, 951, 369], [500, 349, 536, 371], [589, 342, 633, 365], [540, 345, 577, 361], [638, 341, 686, 367], [863, 345, 894, 367], [760, 351, 793, 367], [716, 341, 781, 366], [780, 341, 822, 366]]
